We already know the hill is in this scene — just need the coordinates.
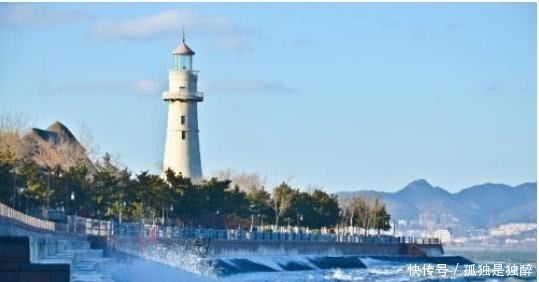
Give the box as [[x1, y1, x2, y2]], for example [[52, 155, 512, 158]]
[[337, 180, 536, 228]]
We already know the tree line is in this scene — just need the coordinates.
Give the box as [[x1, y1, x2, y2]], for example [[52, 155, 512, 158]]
[[0, 114, 391, 233]]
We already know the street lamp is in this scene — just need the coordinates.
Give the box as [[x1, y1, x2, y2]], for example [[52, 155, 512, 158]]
[[249, 204, 257, 232], [213, 209, 220, 229], [18, 187, 25, 212], [119, 201, 126, 224], [167, 204, 174, 226], [70, 192, 76, 218], [69, 192, 77, 234], [285, 218, 291, 230], [11, 168, 16, 208], [46, 169, 51, 214]]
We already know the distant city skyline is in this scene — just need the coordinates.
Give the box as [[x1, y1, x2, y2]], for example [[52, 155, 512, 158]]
[[0, 3, 536, 192]]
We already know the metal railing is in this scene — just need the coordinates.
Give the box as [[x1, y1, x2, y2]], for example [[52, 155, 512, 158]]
[[0, 203, 440, 246], [0, 202, 55, 232], [67, 216, 113, 237], [0, 204, 113, 236], [113, 223, 440, 245], [162, 88, 204, 101]]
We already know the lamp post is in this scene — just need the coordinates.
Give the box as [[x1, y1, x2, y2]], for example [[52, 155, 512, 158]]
[[393, 219, 396, 237], [285, 218, 291, 232], [215, 209, 220, 229], [70, 192, 76, 233], [70, 192, 75, 215], [119, 201, 126, 225], [18, 187, 24, 212], [249, 204, 256, 232], [46, 169, 51, 215], [168, 204, 174, 226], [337, 210, 343, 242], [11, 168, 16, 208]]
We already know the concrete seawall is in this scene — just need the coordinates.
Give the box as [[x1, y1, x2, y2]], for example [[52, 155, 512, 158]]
[[112, 236, 461, 277], [0, 236, 71, 282], [113, 236, 444, 258], [208, 240, 444, 257], [0, 219, 88, 263]]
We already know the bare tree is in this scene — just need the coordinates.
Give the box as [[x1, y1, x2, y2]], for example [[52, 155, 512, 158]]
[[76, 122, 99, 162], [346, 196, 387, 236], [33, 137, 86, 172], [0, 113, 31, 160], [0, 113, 29, 134], [213, 169, 267, 193], [213, 168, 234, 181]]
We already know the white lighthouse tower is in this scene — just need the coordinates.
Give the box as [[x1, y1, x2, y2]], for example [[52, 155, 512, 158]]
[[162, 34, 203, 181]]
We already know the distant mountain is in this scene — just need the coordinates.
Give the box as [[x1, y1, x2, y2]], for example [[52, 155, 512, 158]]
[[25, 121, 96, 172], [28, 121, 75, 142], [337, 180, 536, 228]]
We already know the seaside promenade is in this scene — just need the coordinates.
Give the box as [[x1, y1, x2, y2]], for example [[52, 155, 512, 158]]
[[0, 201, 445, 280]]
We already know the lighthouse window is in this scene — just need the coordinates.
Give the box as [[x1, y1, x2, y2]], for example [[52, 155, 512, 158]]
[[181, 116, 185, 124], [179, 56, 192, 70], [182, 131, 186, 140]]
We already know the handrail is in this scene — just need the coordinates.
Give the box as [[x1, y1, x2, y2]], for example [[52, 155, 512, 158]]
[[0, 202, 55, 232], [113, 223, 441, 245], [162, 88, 204, 101], [0, 204, 441, 246]]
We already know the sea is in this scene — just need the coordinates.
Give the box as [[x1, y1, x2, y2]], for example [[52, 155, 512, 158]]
[[105, 248, 537, 282]]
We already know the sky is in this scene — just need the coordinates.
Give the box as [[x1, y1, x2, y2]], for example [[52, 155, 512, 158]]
[[0, 3, 536, 193]]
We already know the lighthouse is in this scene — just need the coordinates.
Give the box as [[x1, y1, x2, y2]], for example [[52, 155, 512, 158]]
[[162, 35, 203, 181]]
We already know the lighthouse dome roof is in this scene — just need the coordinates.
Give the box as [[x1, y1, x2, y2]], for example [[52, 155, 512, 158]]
[[172, 41, 195, 56]]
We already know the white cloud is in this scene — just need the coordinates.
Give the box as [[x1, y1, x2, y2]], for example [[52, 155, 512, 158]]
[[133, 80, 161, 95], [40, 79, 162, 96], [43, 80, 126, 93], [90, 9, 252, 52], [92, 10, 191, 40], [0, 4, 90, 27], [207, 80, 297, 94]]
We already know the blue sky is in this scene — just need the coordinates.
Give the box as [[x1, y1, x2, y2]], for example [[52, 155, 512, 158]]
[[0, 3, 536, 192]]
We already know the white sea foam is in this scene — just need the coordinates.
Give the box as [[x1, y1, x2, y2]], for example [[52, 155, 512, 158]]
[[104, 258, 214, 282], [324, 269, 355, 281], [221, 255, 322, 272], [359, 257, 386, 268], [231, 256, 283, 271]]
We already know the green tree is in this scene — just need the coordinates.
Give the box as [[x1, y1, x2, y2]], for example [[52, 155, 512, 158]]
[[0, 150, 16, 204], [272, 182, 295, 226], [375, 202, 391, 234], [245, 186, 274, 225], [310, 189, 340, 228]]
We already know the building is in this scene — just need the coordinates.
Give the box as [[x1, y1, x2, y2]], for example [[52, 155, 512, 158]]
[[434, 229, 452, 243], [489, 223, 537, 237], [162, 35, 203, 181]]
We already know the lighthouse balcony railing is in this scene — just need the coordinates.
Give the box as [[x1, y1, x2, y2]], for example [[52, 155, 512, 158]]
[[163, 89, 204, 101], [169, 69, 199, 75]]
